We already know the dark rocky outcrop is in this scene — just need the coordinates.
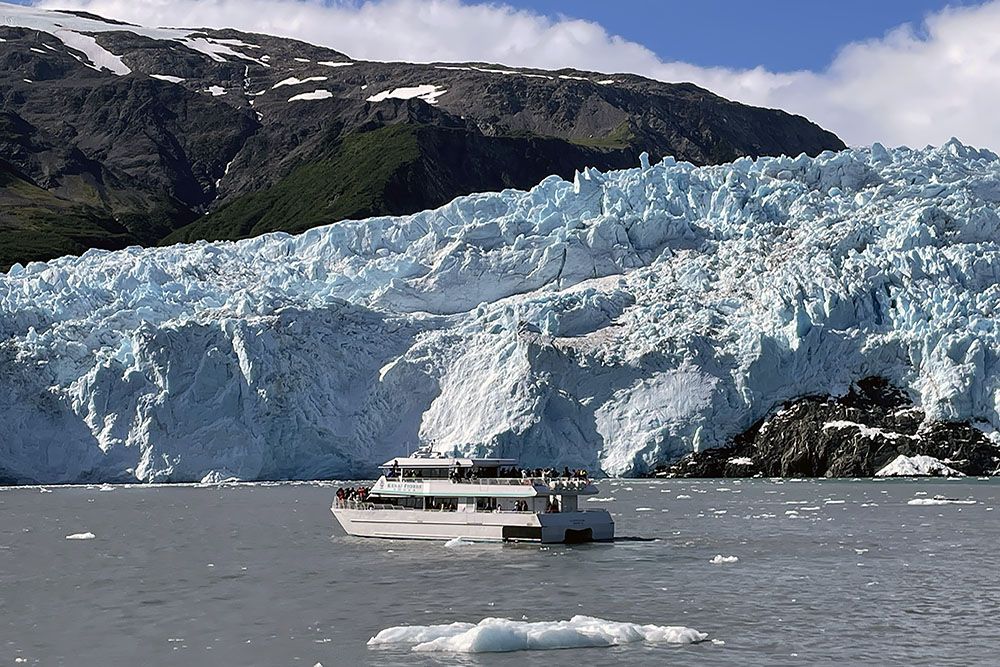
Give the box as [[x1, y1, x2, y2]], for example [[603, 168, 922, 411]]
[[0, 13, 846, 269], [657, 378, 1000, 478]]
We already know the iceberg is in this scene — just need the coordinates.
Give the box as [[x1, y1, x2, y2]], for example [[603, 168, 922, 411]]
[[2, 141, 1000, 482], [367, 615, 707, 652], [876, 455, 965, 477]]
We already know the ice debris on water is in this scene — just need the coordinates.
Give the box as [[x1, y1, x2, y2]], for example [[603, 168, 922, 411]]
[[709, 555, 739, 564], [65, 532, 95, 540], [907, 496, 977, 506], [3, 141, 1000, 482], [367, 615, 707, 652], [443, 537, 475, 548], [876, 455, 965, 478]]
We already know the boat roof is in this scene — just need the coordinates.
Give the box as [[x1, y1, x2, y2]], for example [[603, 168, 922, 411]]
[[380, 455, 518, 468]]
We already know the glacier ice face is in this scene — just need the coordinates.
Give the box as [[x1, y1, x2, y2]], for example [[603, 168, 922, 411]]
[[2, 140, 1000, 482]]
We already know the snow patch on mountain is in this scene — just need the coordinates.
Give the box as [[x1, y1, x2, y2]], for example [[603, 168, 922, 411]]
[[1, 5, 268, 73], [1, 141, 1000, 483], [272, 76, 328, 89], [288, 89, 334, 102], [367, 84, 448, 104]]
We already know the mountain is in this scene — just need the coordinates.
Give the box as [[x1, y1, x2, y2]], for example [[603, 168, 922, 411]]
[[1, 140, 998, 483], [0, 5, 845, 269]]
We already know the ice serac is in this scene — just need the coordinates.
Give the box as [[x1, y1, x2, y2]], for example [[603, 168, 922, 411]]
[[2, 141, 1000, 483]]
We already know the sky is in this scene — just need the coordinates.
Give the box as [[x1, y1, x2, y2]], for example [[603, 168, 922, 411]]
[[7, 0, 1000, 150]]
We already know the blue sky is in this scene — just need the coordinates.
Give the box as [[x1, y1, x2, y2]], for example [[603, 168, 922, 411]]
[[9, 0, 986, 71], [499, 0, 984, 70]]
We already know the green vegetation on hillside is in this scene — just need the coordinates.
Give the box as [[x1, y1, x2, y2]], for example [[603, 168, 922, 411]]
[[164, 124, 423, 244], [570, 121, 636, 150], [0, 162, 133, 270]]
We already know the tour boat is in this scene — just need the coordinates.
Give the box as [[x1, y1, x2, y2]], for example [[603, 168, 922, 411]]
[[331, 448, 614, 543]]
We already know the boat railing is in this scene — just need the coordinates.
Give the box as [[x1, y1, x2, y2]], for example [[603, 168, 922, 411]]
[[383, 476, 592, 489], [333, 499, 568, 514]]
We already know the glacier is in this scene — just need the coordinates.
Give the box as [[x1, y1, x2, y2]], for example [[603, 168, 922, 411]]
[[2, 139, 1000, 483]]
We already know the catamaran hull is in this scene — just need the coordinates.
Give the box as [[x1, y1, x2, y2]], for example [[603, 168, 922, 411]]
[[331, 507, 614, 543]]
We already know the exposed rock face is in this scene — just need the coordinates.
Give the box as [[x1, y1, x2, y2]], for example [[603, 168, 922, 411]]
[[660, 378, 1000, 478], [0, 6, 845, 268]]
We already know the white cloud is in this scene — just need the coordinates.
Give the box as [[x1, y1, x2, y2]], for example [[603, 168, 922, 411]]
[[28, 0, 1000, 150]]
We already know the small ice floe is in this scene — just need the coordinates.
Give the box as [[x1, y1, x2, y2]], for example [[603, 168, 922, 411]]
[[907, 495, 976, 506], [586, 497, 615, 502], [709, 555, 739, 564], [199, 471, 241, 485], [676, 494, 692, 499], [825, 500, 845, 505], [876, 455, 964, 478], [66, 532, 95, 540], [367, 615, 707, 653], [800, 506, 820, 511], [444, 537, 475, 548], [99, 483, 115, 492], [855, 548, 869, 554], [636, 507, 653, 512]]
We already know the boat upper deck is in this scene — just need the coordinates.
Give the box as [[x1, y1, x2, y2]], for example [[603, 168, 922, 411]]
[[375, 451, 597, 498]]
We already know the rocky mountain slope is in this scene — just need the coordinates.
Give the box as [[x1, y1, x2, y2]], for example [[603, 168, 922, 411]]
[[660, 378, 999, 478], [0, 5, 845, 269], [1, 140, 998, 484]]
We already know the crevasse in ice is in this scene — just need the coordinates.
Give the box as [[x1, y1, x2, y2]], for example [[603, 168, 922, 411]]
[[2, 140, 998, 482]]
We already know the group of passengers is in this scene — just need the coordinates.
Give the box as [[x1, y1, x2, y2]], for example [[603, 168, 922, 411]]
[[335, 486, 371, 505], [449, 465, 590, 483]]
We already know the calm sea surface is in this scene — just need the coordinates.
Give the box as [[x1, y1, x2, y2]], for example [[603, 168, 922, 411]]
[[2, 478, 998, 666]]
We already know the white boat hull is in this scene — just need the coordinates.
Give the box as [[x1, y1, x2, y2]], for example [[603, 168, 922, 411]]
[[331, 507, 614, 543]]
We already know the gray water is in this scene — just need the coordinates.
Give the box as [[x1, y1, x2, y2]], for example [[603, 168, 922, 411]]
[[2, 478, 999, 666]]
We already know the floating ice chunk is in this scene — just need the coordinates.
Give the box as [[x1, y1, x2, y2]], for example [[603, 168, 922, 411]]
[[66, 532, 95, 540], [907, 496, 976, 506], [709, 555, 738, 564], [199, 471, 241, 485], [876, 455, 964, 478], [289, 89, 334, 102], [676, 495, 692, 499], [444, 537, 475, 547], [825, 500, 845, 505], [636, 507, 653, 511], [586, 497, 615, 502], [99, 483, 115, 492], [369, 615, 706, 653]]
